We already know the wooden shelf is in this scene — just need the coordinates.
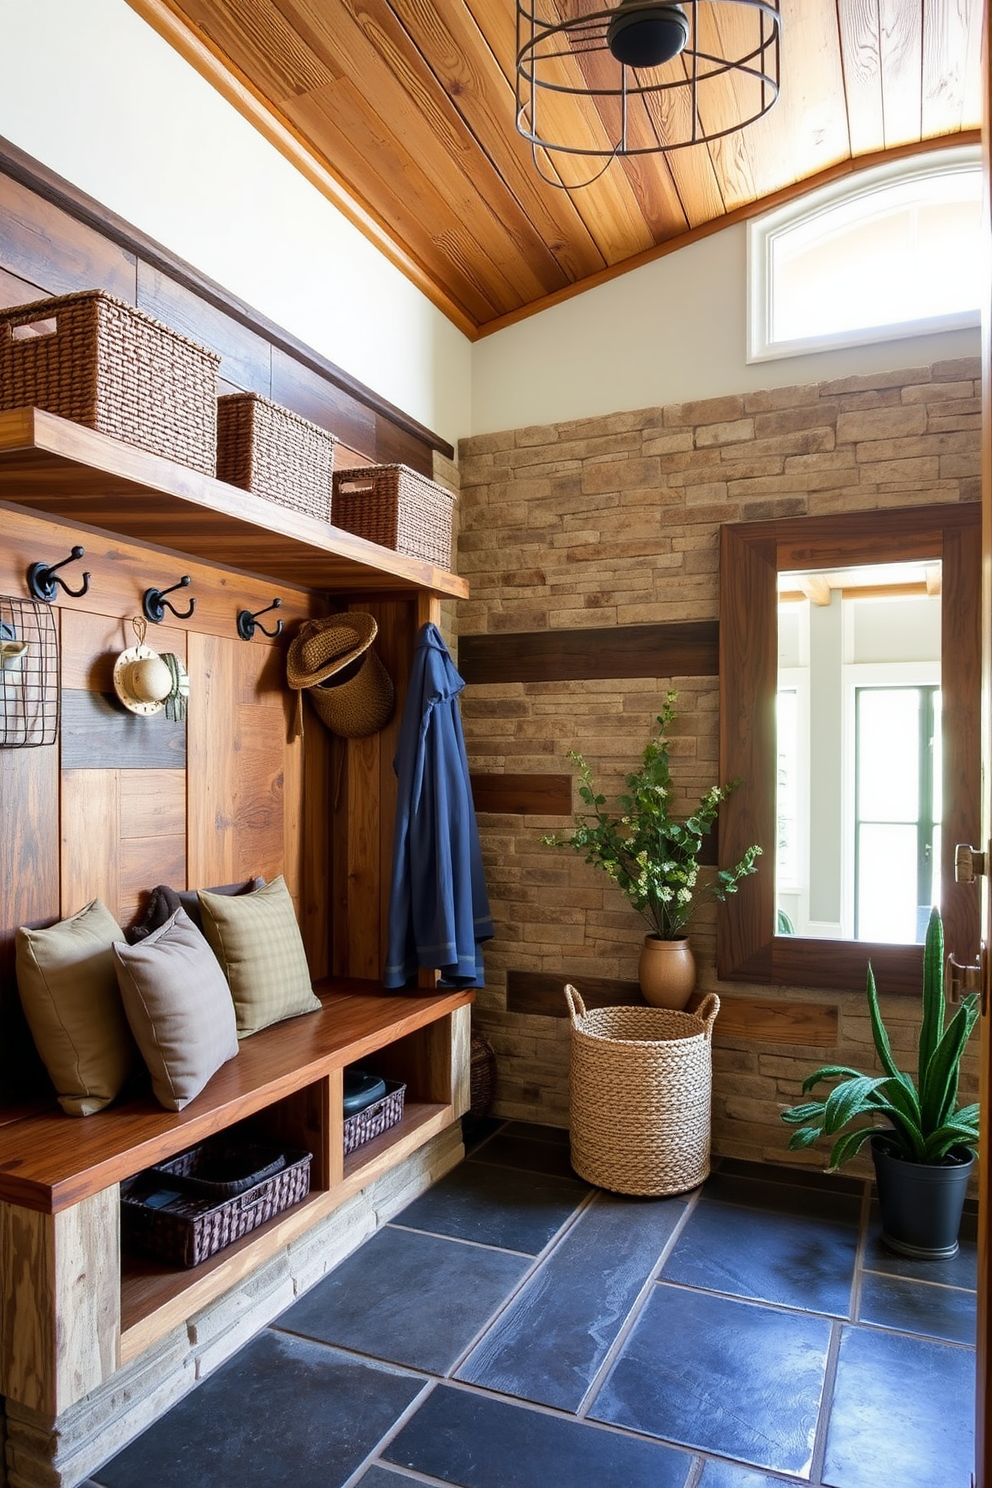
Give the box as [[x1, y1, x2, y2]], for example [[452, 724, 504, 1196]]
[[0, 408, 467, 598]]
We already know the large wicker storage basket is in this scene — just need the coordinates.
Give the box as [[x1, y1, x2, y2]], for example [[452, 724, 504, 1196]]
[[565, 985, 719, 1197], [217, 392, 336, 522], [332, 464, 455, 568], [0, 291, 220, 474]]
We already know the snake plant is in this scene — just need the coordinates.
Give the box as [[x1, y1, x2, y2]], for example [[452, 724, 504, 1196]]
[[781, 907, 980, 1168]]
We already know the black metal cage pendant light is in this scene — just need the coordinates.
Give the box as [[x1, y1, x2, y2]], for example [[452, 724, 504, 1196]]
[[515, 0, 782, 187]]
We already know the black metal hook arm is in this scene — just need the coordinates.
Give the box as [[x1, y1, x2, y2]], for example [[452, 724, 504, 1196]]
[[143, 575, 196, 624], [237, 598, 283, 641], [27, 545, 91, 603]]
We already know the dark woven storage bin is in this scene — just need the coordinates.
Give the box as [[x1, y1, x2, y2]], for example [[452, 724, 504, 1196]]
[[0, 290, 220, 474], [217, 392, 336, 522], [121, 1139, 312, 1269], [343, 1080, 405, 1156], [470, 1031, 497, 1119], [332, 464, 455, 568]]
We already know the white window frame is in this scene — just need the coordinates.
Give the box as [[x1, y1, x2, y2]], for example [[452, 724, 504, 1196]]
[[747, 146, 982, 363]]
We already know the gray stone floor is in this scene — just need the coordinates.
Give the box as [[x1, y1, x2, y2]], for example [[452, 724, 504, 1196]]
[[86, 1120, 977, 1488]]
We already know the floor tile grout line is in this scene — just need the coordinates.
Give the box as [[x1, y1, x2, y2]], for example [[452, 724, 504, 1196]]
[[443, 1186, 601, 1379], [848, 1176, 874, 1323], [384, 1219, 539, 1259], [336, 1375, 440, 1488], [573, 1183, 705, 1421], [859, 1265, 978, 1295], [807, 1316, 844, 1487]]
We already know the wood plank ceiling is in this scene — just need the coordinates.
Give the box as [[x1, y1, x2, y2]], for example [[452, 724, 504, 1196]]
[[129, 0, 982, 339]]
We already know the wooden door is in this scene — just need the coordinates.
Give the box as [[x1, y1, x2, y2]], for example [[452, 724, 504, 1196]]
[[977, 2, 991, 1481]]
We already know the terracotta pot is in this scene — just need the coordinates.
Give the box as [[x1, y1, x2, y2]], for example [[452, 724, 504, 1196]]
[[638, 935, 696, 1009]]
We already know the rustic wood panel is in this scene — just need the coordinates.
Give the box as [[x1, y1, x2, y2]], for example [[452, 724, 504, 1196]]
[[0, 169, 137, 304], [60, 771, 120, 919], [60, 690, 187, 770], [136, 262, 272, 397], [270, 347, 376, 461], [459, 621, 720, 685], [0, 264, 46, 309], [0, 735, 59, 1102], [506, 968, 838, 1044], [469, 773, 573, 815], [60, 609, 187, 692]]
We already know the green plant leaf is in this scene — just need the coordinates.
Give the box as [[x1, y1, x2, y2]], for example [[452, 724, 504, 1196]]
[[917, 905, 945, 1082], [866, 1078, 925, 1160], [866, 962, 904, 1082], [823, 1075, 889, 1134], [920, 993, 980, 1134], [922, 1121, 979, 1162], [799, 1065, 866, 1094], [827, 1125, 879, 1170], [780, 1101, 826, 1126], [787, 1126, 824, 1151]]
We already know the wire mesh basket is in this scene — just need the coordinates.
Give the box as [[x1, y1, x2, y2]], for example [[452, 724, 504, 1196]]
[[0, 597, 59, 748]]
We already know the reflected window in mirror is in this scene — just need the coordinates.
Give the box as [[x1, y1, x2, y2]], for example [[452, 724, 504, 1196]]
[[718, 504, 980, 996], [775, 561, 942, 946]]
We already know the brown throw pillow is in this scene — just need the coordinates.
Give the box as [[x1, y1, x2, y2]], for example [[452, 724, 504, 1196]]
[[15, 898, 136, 1115], [113, 907, 239, 1111], [197, 875, 321, 1038]]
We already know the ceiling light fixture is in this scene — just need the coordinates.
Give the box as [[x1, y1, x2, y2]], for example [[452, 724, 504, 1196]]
[[516, 0, 781, 188]]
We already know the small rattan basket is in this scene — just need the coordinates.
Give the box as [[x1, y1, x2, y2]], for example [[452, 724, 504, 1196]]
[[565, 985, 719, 1197], [332, 464, 455, 568], [217, 392, 336, 522], [343, 1080, 405, 1156], [0, 290, 220, 474]]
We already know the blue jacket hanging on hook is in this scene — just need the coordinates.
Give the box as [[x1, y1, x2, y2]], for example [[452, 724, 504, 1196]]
[[384, 623, 493, 989]]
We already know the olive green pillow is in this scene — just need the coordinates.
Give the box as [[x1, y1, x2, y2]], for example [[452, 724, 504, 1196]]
[[15, 898, 136, 1116], [197, 875, 321, 1038], [113, 907, 239, 1111]]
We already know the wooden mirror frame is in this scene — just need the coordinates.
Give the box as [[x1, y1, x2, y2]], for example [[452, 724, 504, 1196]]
[[717, 502, 981, 996]]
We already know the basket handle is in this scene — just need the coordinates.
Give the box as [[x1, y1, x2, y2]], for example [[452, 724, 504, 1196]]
[[696, 992, 720, 1037], [7, 313, 59, 341], [564, 983, 586, 1022]]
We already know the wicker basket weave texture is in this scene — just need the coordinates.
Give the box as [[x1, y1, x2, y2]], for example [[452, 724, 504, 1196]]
[[0, 291, 220, 474], [565, 985, 719, 1198], [121, 1141, 312, 1269], [332, 464, 454, 568], [342, 1080, 406, 1155], [217, 392, 336, 522]]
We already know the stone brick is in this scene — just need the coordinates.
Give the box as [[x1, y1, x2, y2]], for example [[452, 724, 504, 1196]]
[[836, 405, 927, 443]]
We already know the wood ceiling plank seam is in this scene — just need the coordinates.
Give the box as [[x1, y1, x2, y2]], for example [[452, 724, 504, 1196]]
[[283, 0, 558, 310], [836, 0, 886, 155], [921, 0, 981, 136], [287, 86, 517, 320], [749, 0, 851, 190], [334, 0, 582, 298], [959, 0, 984, 125], [878, 0, 924, 146], [460, 0, 659, 258], [126, 0, 483, 335], [378, 0, 612, 282], [172, 0, 335, 98]]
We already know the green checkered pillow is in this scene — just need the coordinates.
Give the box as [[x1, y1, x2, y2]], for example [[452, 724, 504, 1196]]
[[197, 875, 321, 1038]]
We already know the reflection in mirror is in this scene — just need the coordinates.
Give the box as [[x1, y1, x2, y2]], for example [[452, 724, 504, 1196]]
[[718, 503, 980, 996], [776, 561, 941, 945]]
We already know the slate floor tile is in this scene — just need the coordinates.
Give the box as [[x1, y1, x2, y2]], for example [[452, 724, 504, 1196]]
[[590, 1284, 831, 1476], [702, 1171, 863, 1225], [458, 1191, 687, 1410], [858, 1272, 976, 1345], [383, 1383, 693, 1488], [274, 1226, 530, 1375], [823, 1325, 975, 1488], [500, 1121, 571, 1147], [716, 1157, 864, 1198], [467, 1131, 578, 1179], [393, 1158, 589, 1254], [663, 1198, 858, 1316], [862, 1204, 978, 1290], [356, 1470, 426, 1487], [91, 1331, 425, 1488], [697, 1461, 795, 1488]]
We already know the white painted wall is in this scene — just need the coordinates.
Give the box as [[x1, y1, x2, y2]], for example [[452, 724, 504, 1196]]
[[470, 226, 981, 436], [0, 0, 472, 449]]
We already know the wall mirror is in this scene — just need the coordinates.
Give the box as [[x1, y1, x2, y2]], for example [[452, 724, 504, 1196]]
[[717, 503, 980, 995]]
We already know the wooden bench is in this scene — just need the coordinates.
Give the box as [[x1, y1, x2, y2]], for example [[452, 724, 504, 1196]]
[[0, 979, 472, 1417]]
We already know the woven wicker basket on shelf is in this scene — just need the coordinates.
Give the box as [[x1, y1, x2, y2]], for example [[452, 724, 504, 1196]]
[[332, 464, 455, 568], [0, 290, 220, 474], [565, 984, 719, 1198], [217, 392, 336, 522], [343, 1080, 406, 1156]]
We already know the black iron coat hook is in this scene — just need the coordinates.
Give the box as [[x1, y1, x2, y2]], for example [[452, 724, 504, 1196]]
[[143, 575, 196, 624], [237, 598, 283, 641], [27, 545, 91, 603]]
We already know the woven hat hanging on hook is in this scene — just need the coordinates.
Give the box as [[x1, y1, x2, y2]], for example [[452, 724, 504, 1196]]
[[0, 597, 59, 749], [285, 612, 394, 738]]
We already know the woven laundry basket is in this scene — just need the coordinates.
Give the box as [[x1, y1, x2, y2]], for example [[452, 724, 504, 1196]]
[[217, 392, 336, 522], [565, 984, 719, 1197], [332, 464, 455, 568]]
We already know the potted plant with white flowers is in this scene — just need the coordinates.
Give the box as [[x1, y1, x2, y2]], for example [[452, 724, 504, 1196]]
[[544, 692, 762, 1008], [782, 906, 978, 1258]]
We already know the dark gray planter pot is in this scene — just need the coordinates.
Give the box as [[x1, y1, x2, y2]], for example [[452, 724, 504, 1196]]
[[871, 1134, 975, 1259]]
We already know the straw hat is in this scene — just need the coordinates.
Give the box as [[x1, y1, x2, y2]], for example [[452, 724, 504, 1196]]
[[113, 617, 190, 719], [286, 612, 394, 738]]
